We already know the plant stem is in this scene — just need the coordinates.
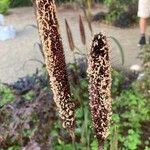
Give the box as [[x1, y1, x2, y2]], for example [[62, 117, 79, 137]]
[[99, 145, 103, 150], [71, 133, 77, 150]]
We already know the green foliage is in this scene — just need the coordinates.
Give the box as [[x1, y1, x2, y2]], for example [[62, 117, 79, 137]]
[[123, 129, 141, 150], [111, 69, 124, 97], [50, 66, 149, 150], [0, 65, 149, 149], [10, 0, 32, 7], [104, 0, 138, 27], [90, 139, 98, 150], [0, 0, 10, 14], [145, 146, 150, 150], [109, 127, 118, 150], [7, 146, 21, 150], [0, 85, 14, 107], [135, 44, 150, 102], [110, 88, 149, 150], [23, 90, 35, 100]]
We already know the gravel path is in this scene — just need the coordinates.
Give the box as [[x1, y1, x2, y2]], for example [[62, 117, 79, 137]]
[[0, 6, 149, 83]]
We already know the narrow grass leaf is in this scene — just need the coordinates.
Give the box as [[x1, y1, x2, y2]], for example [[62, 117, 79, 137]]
[[110, 127, 118, 150], [82, 8, 93, 35], [109, 36, 124, 65]]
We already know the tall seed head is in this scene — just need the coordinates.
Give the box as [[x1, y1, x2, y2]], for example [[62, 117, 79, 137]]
[[87, 33, 112, 148], [35, 0, 75, 134]]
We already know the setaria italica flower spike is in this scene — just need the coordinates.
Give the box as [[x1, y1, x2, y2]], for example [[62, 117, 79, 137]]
[[87, 33, 112, 150], [35, 0, 75, 136]]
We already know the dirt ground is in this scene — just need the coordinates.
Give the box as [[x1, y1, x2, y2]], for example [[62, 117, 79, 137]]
[[0, 6, 149, 83]]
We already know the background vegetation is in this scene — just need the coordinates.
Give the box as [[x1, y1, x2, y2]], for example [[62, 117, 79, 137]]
[[0, 0, 139, 27], [0, 52, 150, 149], [0, 0, 10, 14], [104, 0, 138, 27]]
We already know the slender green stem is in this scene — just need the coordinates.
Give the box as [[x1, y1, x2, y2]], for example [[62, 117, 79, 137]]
[[99, 145, 103, 150], [72, 51, 77, 65], [75, 46, 85, 55], [71, 133, 77, 150]]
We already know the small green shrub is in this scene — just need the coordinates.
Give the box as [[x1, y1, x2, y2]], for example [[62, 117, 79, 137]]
[[104, 0, 138, 27], [111, 88, 149, 149], [0, 0, 10, 14]]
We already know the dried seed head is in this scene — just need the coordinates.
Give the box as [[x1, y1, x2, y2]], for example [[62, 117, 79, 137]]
[[87, 33, 112, 147], [79, 15, 86, 45], [65, 19, 75, 51], [35, 0, 75, 133]]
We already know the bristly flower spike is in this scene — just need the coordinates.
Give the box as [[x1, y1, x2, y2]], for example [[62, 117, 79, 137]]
[[35, 0, 75, 137], [87, 33, 112, 150]]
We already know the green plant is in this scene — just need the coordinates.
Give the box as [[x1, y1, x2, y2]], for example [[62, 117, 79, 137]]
[[109, 127, 118, 150], [111, 69, 124, 97], [0, 0, 10, 14], [135, 44, 150, 102], [110, 88, 149, 149], [123, 129, 141, 150], [0, 85, 14, 107], [104, 0, 138, 27], [51, 66, 149, 150], [0, 66, 149, 149], [7, 146, 21, 150], [23, 90, 35, 100], [0, 87, 56, 149], [10, 0, 32, 7]]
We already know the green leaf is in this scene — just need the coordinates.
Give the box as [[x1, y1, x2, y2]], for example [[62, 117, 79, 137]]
[[90, 139, 98, 150]]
